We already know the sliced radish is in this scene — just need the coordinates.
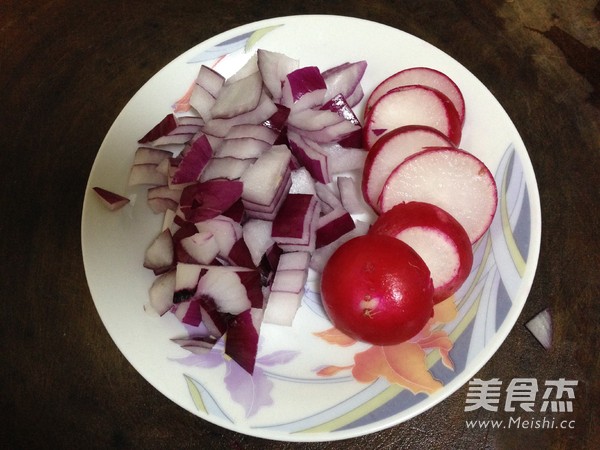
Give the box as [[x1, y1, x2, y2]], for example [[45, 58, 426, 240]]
[[362, 125, 454, 211], [365, 67, 466, 124], [378, 147, 497, 243], [363, 85, 462, 149], [92, 187, 130, 211], [370, 202, 473, 303]]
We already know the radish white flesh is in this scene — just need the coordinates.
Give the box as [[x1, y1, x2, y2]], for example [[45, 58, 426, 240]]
[[365, 67, 466, 124], [370, 202, 473, 303], [378, 147, 498, 243], [525, 308, 552, 350], [364, 85, 462, 149], [362, 125, 454, 211]]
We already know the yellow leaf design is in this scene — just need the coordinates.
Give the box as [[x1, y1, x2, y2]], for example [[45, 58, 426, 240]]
[[245, 25, 283, 51], [352, 343, 443, 395]]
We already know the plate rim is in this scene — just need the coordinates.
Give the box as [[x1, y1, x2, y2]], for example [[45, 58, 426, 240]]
[[81, 14, 542, 442]]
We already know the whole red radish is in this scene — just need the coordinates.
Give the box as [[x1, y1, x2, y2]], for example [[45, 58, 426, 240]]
[[370, 202, 473, 303], [321, 234, 434, 345]]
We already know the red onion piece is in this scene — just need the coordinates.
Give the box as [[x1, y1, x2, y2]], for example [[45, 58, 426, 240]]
[[525, 308, 552, 350], [171, 134, 213, 185], [138, 113, 177, 143], [281, 66, 327, 111], [257, 49, 299, 101], [92, 187, 130, 211]]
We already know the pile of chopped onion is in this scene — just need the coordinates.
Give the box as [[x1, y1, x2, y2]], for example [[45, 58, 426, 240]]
[[93, 49, 371, 374]]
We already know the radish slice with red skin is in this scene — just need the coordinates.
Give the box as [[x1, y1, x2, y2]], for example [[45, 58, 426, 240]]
[[370, 202, 473, 303], [92, 187, 130, 211], [378, 147, 498, 243], [362, 125, 455, 211], [365, 67, 466, 125], [363, 85, 462, 149]]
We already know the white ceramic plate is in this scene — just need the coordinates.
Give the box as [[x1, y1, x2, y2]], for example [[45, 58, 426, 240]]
[[81, 15, 541, 442]]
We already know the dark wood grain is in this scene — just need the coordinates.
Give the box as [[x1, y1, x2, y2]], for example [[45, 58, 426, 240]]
[[1, 1, 598, 449]]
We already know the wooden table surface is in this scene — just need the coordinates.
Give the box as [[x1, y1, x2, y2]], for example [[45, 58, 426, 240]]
[[1, 1, 598, 449]]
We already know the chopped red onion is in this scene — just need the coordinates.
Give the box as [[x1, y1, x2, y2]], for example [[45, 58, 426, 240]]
[[525, 308, 552, 350]]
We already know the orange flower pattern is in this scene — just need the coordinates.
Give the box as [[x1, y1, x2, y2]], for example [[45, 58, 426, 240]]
[[314, 296, 457, 395]]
